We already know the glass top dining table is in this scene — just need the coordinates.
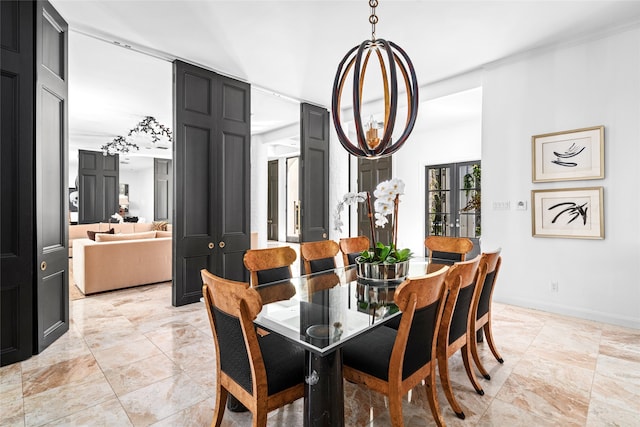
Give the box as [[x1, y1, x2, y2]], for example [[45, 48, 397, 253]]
[[253, 257, 445, 427]]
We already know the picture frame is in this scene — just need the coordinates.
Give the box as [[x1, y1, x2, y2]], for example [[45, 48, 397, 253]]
[[531, 187, 604, 239], [532, 126, 604, 182]]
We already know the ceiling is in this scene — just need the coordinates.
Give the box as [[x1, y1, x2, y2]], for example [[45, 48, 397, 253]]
[[52, 0, 640, 169]]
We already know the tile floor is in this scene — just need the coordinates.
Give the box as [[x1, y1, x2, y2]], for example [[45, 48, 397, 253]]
[[1, 279, 639, 426]]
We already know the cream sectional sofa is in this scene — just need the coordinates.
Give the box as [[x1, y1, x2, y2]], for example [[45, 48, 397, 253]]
[[72, 230, 172, 295], [68, 222, 171, 257]]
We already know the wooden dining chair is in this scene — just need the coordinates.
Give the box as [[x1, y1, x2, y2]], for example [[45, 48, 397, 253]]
[[436, 255, 484, 420], [300, 240, 340, 275], [342, 266, 450, 427], [424, 235, 474, 264], [243, 246, 297, 287], [201, 269, 305, 427], [338, 236, 370, 266], [469, 248, 504, 380]]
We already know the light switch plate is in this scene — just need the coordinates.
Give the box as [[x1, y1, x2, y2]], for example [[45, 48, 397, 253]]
[[492, 201, 510, 211]]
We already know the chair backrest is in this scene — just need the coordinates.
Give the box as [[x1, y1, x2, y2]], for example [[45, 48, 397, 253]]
[[391, 265, 449, 378], [440, 256, 482, 346], [424, 236, 474, 264], [300, 240, 340, 275], [339, 236, 370, 266], [201, 269, 264, 396], [473, 248, 502, 321], [243, 246, 297, 286]]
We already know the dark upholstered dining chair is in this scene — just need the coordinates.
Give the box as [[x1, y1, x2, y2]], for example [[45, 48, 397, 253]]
[[424, 235, 474, 264], [243, 246, 297, 287], [201, 269, 305, 427], [300, 240, 340, 275], [338, 236, 370, 267], [341, 266, 450, 427], [469, 248, 504, 380], [436, 255, 483, 420]]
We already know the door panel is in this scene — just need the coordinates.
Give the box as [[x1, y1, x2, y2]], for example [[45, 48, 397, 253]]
[[35, 0, 68, 353], [173, 61, 250, 306], [357, 157, 392, 244], [78, 150, 119, 224], [214, 79, 250, 279], [300, 103, 329, 243], [1, 0, 35, 366]]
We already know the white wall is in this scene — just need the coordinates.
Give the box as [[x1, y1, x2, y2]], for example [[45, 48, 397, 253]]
[[392, 88, 483, 258], [251, 135, 269, 247], [482, 26, 640, 328], [330, 84, 483, 259]]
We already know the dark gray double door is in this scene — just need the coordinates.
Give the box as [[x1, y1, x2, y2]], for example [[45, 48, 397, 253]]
[[172, 60, 252, 306]]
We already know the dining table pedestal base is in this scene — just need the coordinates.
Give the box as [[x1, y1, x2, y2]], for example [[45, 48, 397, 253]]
[[304, 349, 344, 427]]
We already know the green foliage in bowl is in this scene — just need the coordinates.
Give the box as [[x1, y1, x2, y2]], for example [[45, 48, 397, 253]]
[[357, 242, 412, 264]]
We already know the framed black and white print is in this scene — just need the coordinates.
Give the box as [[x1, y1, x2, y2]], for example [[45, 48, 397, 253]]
[[531, 187, 604, 239], [532, 126, 604, 182]]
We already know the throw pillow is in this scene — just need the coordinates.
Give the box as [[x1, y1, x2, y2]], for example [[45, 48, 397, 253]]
[[152, 221, 168, 231], [156, 230, 172, 238], [87, 228, 114, 241]]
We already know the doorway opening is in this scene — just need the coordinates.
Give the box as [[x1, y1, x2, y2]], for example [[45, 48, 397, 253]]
[[286, 156, 301, 243]]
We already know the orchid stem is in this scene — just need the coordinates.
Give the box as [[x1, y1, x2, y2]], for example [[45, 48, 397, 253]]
[[366, 192, 376, 249], [393, 195, 399, 249]]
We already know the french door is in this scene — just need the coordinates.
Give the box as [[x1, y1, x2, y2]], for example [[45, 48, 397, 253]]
[[425, 161, 481, 257]]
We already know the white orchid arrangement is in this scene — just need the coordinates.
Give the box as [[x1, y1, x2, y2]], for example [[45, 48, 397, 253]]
[[373, 178, 405, 228], [333, 191, 367, 234], [334, 178, 412, 264]]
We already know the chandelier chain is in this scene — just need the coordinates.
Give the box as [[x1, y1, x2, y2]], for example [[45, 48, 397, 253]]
[[369, 0, 378, 40]]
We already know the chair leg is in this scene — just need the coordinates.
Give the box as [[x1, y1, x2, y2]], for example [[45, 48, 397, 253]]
[[484, 320, 504, 363], [252, 410, 267, 427], [461, 344, 484, 395], [469, 325, 491, 380], [424, 369, 446, 427], [437, 352, 465, 419], [388, 390, 405, 427], [212, 386, 228, 427]]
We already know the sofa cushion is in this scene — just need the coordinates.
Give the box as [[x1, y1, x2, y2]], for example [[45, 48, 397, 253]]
[[156, 230, 172, 238], [134, 223, 154, 232], [99, 222, 136, 234], [87, 228, 115, 241], [95, 231, 157, 242]]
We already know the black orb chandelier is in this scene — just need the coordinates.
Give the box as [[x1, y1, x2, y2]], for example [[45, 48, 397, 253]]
[[331, 0, 419, 158]]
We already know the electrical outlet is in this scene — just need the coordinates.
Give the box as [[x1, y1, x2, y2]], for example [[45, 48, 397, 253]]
[[550, 281, 559, 292]]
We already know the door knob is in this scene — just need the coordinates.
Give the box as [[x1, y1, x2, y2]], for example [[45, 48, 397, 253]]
[[219, 241, 225, 248], [40, 261, 47, 271], [208, 242, 214, 249]]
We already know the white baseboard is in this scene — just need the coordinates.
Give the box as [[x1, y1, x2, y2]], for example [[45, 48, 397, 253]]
[[494, 296, 640, 330]]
